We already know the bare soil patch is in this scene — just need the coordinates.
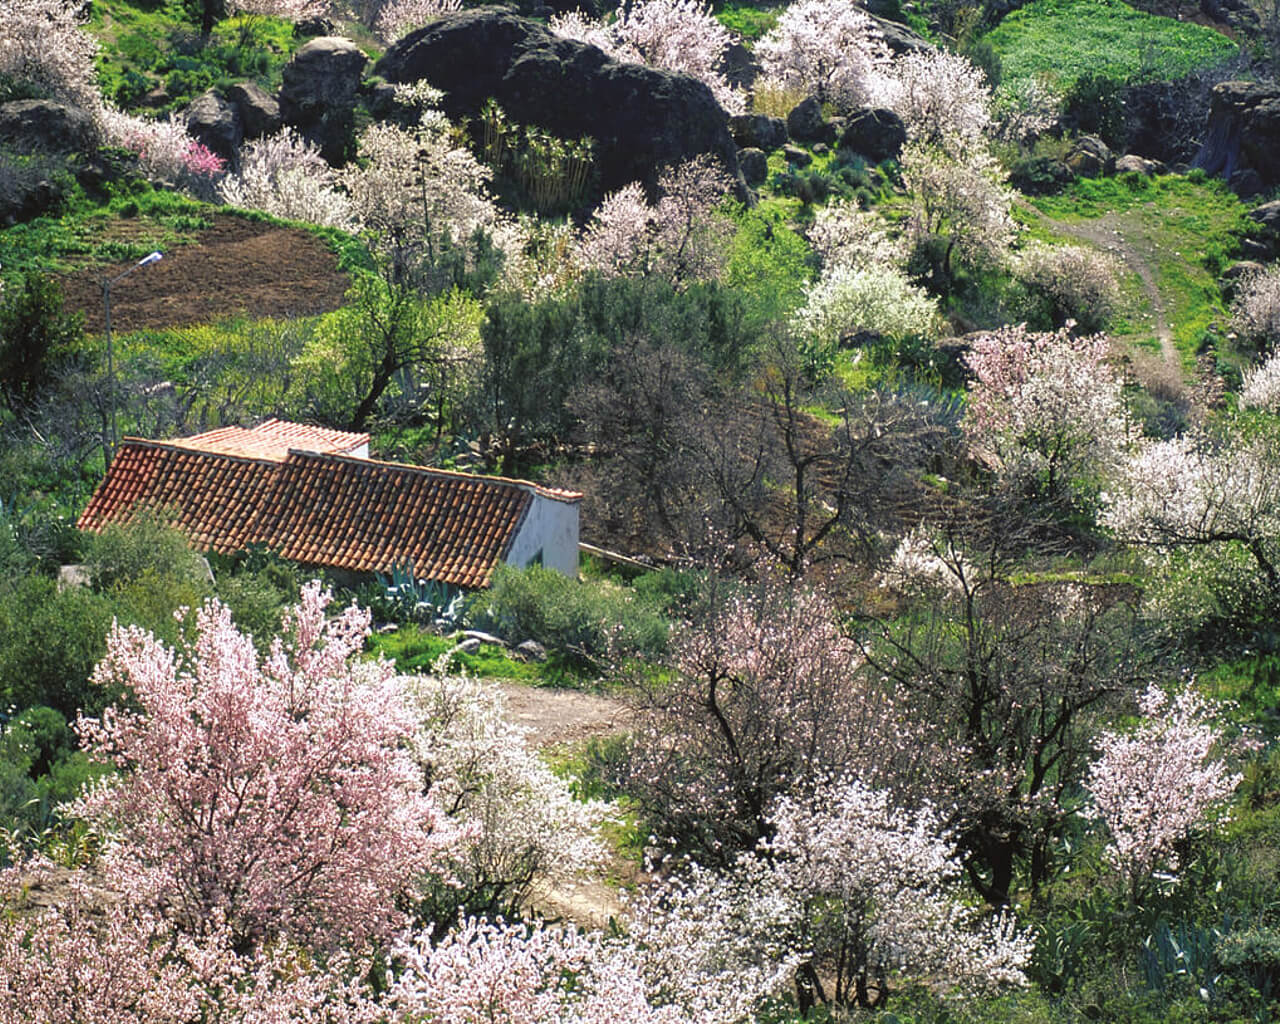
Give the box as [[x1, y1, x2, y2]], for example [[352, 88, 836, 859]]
[[495, 681, 631, 749], [59, 215, 351, 335]]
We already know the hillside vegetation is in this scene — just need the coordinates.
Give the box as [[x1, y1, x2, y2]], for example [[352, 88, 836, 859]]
[[2, 0, 1280, 1020]]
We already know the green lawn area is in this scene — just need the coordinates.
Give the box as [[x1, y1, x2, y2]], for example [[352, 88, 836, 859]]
[[986, 0, 1239, 90], [1027, 174, 1250, 360]]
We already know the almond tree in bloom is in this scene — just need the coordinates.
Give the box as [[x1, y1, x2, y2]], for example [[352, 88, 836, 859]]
[[409, 673, 609, 925], [1240, 349, 1280, 413], [551, 0, 744, 113], [624, 581, 927, 865], [73, 581, 462, 952], [373, 0, 463, 42], [577, 156, 734, 285], [964, 323, 1133, 507], [900, 142, 1016, 284], [0, 0, 100, 109], [228, 0, 329, 17], [1102, 427, 1280, 592], [219, 127, 353, 228], [753, 0, 892, 110], [341, 87, 515, 293], [1231, 263, 1280, 353], [389, 917, 684, 1024], [1013, 240, 1122, 333], [881, 49, 991, 155], [1101, 425, 1280, 645], [764, 781, 1033, 1010], [1084, 684, 1240, 900], [0, 857, 385, 1023], [868, 520, 1147, 906]]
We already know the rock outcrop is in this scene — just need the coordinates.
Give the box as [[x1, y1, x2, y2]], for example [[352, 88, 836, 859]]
[[374, 8, 745, 200], [1065, 135, 1115, 178], [279, 36, 368, 163], [1192, 81, 1280, 193], [729, 113, 786, 151], [226, 81, 282, 141], [0, 99, 96, 155], [184, 90, 242, 163], [840, 108, 906, 162], [786, 96, 833, 143]]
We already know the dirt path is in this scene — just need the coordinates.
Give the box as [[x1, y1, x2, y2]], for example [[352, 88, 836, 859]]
[[1020, 202, 1177, 367], [492, 681, 636, 929], [495, 682, 631, 748]]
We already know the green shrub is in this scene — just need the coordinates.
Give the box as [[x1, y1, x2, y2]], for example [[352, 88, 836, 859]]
[[0, 273, 83, 413], [83, 511, 210, 593], [466, 565, 671, 676], [1064, 72, 1128, 149], [0, 576, 115, 718]]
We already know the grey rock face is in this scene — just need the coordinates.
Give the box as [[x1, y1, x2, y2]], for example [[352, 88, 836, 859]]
[[184, 89, 242, 163], [279, 36, 368, 163], [374, 9, 745, 201]]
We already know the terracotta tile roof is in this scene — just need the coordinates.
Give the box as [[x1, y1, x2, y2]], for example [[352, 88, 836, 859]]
[[77, 440, 282, 555], [78, 436, 582, 589], [180, 419, 369, 460]]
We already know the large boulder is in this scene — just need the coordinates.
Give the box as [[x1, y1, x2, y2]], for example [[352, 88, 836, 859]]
[[183, 89, 242, 163], [786, 96, 832, 143], [279, 36, 368, 163], [225, 81, 281, 141], [1193, 81, 1280, 193], [730, 113, 786, 151], [738, 146, 768, 186], [1115, 153, 1165, 176], [1065, 135, 1115, 178], [839, 108, 906, 162], [374, 8, 745, 200], [868, 13, 933, 56], [0, 99, 96, 155]]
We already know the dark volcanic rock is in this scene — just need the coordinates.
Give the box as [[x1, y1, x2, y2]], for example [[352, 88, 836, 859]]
[[840, 108, 906, 162], [782, 144, 812, 167], [0, 99, 95, 155], [1009, 156, 1073, 195], [786, 96, 832, 143], [1065, 134, 1115, 178], [1115, 153, 1165, 175], [730, 113, 786, 151], [374, 9, 745, 200], [183, 89, 242, 163], [279, 36, 368, 163], [868, 13, 934, 55], [225, 81, 281, 141], [1201, 0, 1261, 31], [738, 146, 768, 186], [718, 41, 760, 92], [1193, 81, 1280, 193]]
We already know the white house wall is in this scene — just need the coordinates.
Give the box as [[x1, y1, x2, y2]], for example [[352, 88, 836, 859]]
[[505, 494, 579, 577]]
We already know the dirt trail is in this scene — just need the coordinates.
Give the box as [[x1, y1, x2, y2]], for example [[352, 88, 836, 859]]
[[1020, 203, 1176, 367], [495, 682, 631, 748], [494, 681, 636, 929]]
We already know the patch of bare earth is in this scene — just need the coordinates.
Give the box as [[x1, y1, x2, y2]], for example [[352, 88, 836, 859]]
[[491, 681, 639, 929], [59, 214, 351, 335]]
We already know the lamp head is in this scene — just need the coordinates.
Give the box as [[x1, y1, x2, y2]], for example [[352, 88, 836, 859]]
[[138, 251, 163, 266]]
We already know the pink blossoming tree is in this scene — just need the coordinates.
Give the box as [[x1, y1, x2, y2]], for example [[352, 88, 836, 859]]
[[1084, 684, 1240, 900], [964, 323, 1133, 507], [73, 581, 462, 952]]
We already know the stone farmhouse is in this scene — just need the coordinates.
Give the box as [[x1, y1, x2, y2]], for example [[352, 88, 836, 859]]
[[78, 419, 581, 588]]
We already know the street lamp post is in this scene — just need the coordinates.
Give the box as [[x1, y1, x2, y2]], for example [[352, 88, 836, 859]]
[[101, 251, 162, 463]]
